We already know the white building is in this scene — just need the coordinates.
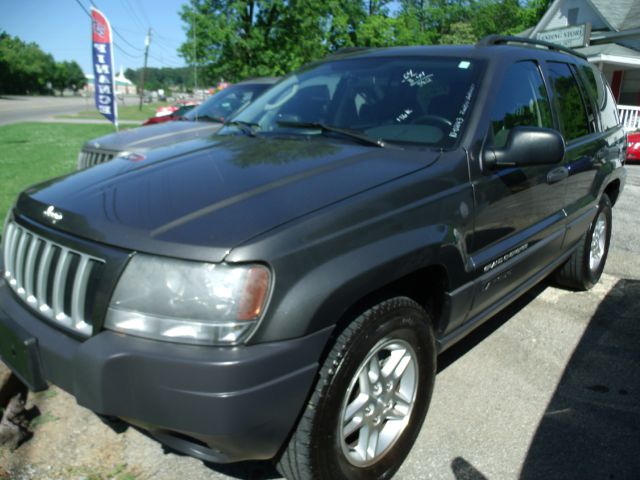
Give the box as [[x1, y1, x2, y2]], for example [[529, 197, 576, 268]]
[[84, 67, 135, 95], [528, 0, 640, 130]]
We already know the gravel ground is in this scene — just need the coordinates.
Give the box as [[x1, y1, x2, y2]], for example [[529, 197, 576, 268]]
[[1, 165, 638, 479]]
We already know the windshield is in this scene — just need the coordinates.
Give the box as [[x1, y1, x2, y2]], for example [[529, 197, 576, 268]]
[[226, 56, 483, 148], [185, 83, 271, 122]]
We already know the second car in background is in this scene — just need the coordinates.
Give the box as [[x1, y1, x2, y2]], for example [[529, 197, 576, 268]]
[[77, 77, 278, 169]]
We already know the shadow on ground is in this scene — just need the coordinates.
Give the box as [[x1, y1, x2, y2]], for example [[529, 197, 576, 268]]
[[519, 278, 640, 479]]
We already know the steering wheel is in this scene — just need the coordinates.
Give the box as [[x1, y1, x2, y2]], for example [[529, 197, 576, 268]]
[[412, 114, 453, 128]]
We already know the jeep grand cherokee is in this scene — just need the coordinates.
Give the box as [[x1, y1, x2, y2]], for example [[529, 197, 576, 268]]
[[0, 36, 626, 480]]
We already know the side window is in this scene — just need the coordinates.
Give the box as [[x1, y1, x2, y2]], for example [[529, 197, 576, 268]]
[[600, 83, 621, 130], [579, 64, 620, 131], [547, 62, 591, 141], [490, 61, 553, 148]]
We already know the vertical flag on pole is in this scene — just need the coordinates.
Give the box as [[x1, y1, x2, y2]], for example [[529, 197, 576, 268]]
[[91, 8, 118, 129]]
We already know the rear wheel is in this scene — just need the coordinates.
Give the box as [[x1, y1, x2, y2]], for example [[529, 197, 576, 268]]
[[277, 297, 436, 480], [556, 194, 612, 290]]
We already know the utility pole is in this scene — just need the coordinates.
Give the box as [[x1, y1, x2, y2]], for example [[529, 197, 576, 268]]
[[193, 14, 198, 100], [138, 28, 151, 111]]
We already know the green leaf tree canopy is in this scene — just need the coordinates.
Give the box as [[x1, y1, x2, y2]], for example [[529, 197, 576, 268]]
[[178, 0, 550, 83], [0, 32, 88, 95]]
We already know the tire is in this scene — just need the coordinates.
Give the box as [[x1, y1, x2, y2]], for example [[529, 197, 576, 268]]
[[277, 297, 436, 480], [556, 193, 612, 291]]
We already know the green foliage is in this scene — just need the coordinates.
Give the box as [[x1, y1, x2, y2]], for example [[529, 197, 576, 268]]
[[125, 66, 195, 91], [0, 32, 87, 95], [0, 31, 56, 94], [179, 0, 549, 82], [52, 61, 86, 95], [0, 122, 114, 223]]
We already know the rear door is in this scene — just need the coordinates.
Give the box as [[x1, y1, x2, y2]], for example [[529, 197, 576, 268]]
[[543, 61, 604, 248]]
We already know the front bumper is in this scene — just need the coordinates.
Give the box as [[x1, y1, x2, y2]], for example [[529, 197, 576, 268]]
[[0, 281, 331, 463]]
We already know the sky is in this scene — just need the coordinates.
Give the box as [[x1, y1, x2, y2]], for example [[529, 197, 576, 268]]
[[1, 0, 188, 74]]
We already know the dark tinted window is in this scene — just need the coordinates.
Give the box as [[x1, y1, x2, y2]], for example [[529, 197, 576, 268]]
[[600, 84, 620, 130], [230, 57, 484, 148], [185, 83, 270, 121], [547, 62, 590, 141], [581, 64, 620, 131], [490, 61, 553, 148]]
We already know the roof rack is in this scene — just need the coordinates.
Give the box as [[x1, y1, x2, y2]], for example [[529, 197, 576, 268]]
[[476, 35, 587, 60], [328, 47, 372, 57]]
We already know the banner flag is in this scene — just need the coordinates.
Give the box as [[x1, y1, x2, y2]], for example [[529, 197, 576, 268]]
[[91, 8, 118, 128]]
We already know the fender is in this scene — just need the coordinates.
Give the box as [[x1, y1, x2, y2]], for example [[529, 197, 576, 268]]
[[227, 150, 475, 342]]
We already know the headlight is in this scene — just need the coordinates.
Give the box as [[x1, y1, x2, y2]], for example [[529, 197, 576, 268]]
[[104, 254, 271, 345]]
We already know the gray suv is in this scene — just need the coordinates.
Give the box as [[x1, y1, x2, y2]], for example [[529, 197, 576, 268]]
[[0, 36, 626, 479], [77, 77, 278, 169]]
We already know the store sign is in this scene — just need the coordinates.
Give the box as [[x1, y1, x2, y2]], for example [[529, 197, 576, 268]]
[[536, 23, 591, 48]]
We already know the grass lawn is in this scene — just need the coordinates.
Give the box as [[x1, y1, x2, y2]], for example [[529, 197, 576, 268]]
[[0, 122, 115, 229], [57, 101, 168, 122]]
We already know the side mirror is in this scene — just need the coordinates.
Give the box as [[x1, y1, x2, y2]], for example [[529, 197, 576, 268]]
[[483, 126, 565, 169]]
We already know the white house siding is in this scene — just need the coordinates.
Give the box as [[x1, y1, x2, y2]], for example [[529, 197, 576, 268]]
[[546, 0, 608, 30]]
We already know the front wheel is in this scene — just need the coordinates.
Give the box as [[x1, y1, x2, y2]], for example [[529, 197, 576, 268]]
[[556, 193, 612, 290], [277, 297, 436, 480]]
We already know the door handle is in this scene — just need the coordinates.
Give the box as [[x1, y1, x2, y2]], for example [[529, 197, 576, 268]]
[[547, 166, 568, 184]]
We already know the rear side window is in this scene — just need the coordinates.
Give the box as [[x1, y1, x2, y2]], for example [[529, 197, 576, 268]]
[[489, 61, 553, 148], [579, 65, 620, 131], [547, 62, 590, 141]]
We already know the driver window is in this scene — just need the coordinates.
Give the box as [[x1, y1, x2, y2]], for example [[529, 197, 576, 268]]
[[490, 61, 553, 148]]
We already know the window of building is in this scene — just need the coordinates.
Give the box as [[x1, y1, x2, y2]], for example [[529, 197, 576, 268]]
[[568, 8, 579, 26], [489, 61, 553, 148]]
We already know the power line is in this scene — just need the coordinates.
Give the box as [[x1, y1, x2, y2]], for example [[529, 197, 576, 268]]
[[72, 0, 145, 61], [120, 0, 147, 31], [114, 44, 144, 59], [148, 53, 184, 67], [133, 0, 151, 27], [89, 0, 146, 52], [72, 0, 91, 17]]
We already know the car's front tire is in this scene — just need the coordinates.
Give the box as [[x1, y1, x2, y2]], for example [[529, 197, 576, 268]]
[[277, 297, 436, 480]]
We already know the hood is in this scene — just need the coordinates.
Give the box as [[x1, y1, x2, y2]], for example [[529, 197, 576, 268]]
[[18, 136, 437, 262], [82, 120, 222, 153]]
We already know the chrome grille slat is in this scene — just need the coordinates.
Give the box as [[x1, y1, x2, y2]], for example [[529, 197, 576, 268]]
[[3, 222, 17, 281], [52, 248, 72, 326], [24, 236, 41, 304], [14, 230, 29, 295], [36, 241, 55, 317], [78, 148, 116, 169], [71, 256, 94, 335], [2, 220, 104, 336]]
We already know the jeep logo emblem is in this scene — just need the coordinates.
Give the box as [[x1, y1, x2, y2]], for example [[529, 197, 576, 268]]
[[43, 205, 63, 224]]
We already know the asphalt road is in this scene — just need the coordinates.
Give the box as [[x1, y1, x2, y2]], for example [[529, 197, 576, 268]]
[[1, 166, 639, 480], [0, 95, 96, 125]]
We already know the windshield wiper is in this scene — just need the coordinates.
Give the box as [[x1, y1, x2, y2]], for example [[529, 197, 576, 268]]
[[195, 114, 225, 123], [225, 120, 260, 136], [276, 120, 385, 148]]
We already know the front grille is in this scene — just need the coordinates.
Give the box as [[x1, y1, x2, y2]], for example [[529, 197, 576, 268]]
[[2, 220, 104, 336], [77, 149, 116, 169]]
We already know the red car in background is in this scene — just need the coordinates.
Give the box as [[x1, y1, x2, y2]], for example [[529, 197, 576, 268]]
[[142, 78, 277, 126], [143, 103, 198, 126], [627, 131, 640, 162]]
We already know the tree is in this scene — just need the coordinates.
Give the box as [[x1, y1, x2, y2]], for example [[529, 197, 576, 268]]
[[179, 0, 334, 82], [52, 61, 86, 95], [0, 32, 56, 94], [177, 0, 552, 82]]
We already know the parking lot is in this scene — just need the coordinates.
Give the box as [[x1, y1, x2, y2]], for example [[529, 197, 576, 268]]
[[1, 165, 639, 480]]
